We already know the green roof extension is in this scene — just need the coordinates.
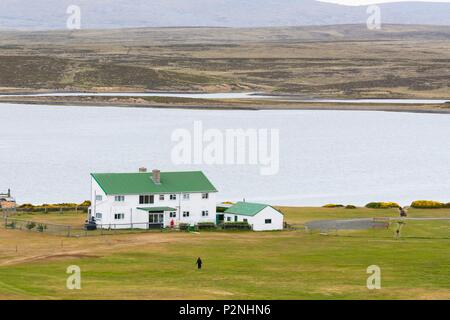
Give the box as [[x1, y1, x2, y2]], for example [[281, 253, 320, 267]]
[[91, 171, 217, 195], [224, 202, 281, 217]]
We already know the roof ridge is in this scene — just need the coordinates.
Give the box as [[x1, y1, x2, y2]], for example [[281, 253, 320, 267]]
[[91, 170, 204, 175]]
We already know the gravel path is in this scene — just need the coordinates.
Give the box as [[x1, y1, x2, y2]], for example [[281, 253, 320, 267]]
[[305, 217, 450, 231]]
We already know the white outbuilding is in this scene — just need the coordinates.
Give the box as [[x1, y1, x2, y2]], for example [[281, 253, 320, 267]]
[[224, 202, 284, 231]]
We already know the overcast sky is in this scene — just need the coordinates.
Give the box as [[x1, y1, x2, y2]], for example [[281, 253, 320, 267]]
[[320, 0, 450, 5]]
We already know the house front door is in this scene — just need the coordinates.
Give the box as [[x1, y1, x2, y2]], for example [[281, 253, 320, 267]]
[[148, 212, 164, 229]]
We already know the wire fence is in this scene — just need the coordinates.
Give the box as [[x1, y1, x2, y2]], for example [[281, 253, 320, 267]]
[[1, 216, 260, 237], [1, 218, 171, 237]]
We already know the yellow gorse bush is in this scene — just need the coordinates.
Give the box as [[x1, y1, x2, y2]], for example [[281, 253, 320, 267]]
[[410, 200, 447, 209], [365, 202, 400, 209]]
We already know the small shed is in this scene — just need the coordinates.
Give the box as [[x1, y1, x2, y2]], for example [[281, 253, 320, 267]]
[[224, 202, 284, 231]]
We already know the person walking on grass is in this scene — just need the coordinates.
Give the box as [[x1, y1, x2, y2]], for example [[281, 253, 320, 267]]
[[196, 257, 203, 270], [398, 206, 408, 217]]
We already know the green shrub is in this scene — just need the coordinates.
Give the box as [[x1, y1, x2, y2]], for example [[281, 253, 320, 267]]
[[79, 200, 91, 207], [222, 222, 251, 230], [5, 221, 16, 229], [197, 222, 216, 230], [345, 205, 357, 209], [178, 223, 190, 231], [36, 224, 47, 232], [365, 202, 400, 209], [411, 200, 445, 209], [26, 222, 36, 230], [323, 204, 344, 208], [18, 203, 34, 209]]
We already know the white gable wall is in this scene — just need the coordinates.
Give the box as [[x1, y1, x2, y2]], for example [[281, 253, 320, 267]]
[[224, 206, 284, 231]]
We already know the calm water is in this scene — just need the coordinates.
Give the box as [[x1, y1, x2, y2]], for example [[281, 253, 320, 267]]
[[1, 103, 450, 206]]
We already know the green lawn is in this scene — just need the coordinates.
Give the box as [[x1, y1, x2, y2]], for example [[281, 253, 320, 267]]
[[1, 207, 449, 300]]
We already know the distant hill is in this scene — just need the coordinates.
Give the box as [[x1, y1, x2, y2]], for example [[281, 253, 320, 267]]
[[0, 0, 449, 30]]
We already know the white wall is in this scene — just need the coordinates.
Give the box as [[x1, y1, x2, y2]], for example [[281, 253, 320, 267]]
[[90, 178, 217, 229], [224, 206, 284, 231]]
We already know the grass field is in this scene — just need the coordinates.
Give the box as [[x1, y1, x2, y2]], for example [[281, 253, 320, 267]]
[[1, 207, 449, 300], [0, 25, 449, 100]]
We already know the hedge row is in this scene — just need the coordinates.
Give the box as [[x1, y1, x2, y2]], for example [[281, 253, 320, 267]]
[[323, 204, 357, 209], [18, 201, 91, 209], [178, 222, 252, 231], [411, 200, 450, 209], [365, 202, 400, 209]]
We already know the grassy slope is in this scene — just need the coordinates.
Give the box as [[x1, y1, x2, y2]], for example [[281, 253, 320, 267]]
[[0, 25, 449, 98], [0, 207, 449, 300]]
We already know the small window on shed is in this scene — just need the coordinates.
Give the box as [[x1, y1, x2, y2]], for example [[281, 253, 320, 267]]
[[265, 219, 272, 224]]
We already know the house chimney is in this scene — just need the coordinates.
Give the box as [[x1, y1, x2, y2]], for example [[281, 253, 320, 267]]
[[152, 169, 161, 184], [139, 167, 147, 173]]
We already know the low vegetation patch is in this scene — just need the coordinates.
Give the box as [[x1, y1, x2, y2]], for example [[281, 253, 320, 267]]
[[197, 222, 216, 230], [323, 204, 357, 209], [222, 222, 252, 230], [323, 204, 345, 208], [411, 200, 450, 209], [178, 223, 190, 231], [365, 202, 400, 209], [17, 201, 90, 213]]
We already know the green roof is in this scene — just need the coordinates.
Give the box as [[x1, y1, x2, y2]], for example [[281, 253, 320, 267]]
[[91, 171, 217, 195], [225, 202, 274, 217], [137, 207, 176, 212]]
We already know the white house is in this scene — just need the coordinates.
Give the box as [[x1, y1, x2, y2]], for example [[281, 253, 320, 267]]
[[224, 202, 284, 231], [90, 168, 218, 229]]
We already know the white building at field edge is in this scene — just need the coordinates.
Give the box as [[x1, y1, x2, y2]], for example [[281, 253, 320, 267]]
[[90, 168, 217, 229], [224, 202, 284, 231]]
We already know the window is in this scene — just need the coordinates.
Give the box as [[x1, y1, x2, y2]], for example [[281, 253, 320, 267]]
[[114, 213, 125, 220], [183, 193, 190, 200], [227, 217, 231, 222], [169, 212, 176, 218], [114, 195, 125, 202], [183, 211, 190, 217], [234, 215, 238, 222], [95, 212, 102, 219], [139, 195, 154, 204], [202, 193, 209, 199], [159, 194, 165, 201], [95, 195, 103, 201], [265, 219, 272, 224], [202, 210, 209, 217], [243, 218, 248, 223], [170, 194, 177, 201], [149, 214, 163, 223]]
